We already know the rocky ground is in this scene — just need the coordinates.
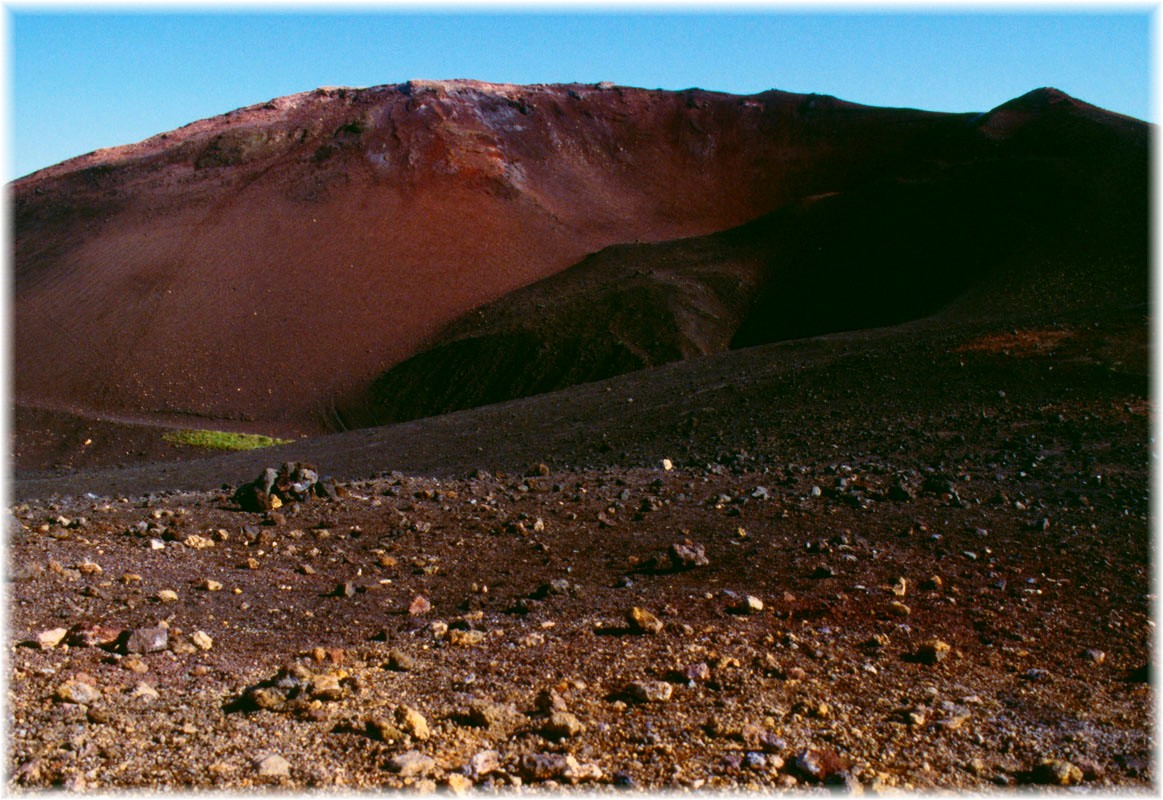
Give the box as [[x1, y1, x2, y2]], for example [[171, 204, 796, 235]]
[[7, 406, 1151, 790], [8, 305, 1153, 792]]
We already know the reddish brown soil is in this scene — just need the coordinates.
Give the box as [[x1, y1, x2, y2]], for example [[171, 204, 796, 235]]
[[13, 83, 1145, 470], [7, 82, 1151, 791], [10, 81, 1045, 447], [7, 307, 1151, 790]]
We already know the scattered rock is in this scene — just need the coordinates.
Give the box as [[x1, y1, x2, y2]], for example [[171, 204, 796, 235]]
[[121, 627, 169, 654], [448, 629, 486, 647], [541, 711, 585, 739], [625, 681, 672, 703], [465, 700, 523, 733], [233, 462, 340, 513], [626, 606, 664, 634], [444, 773, 473, 795], [914, 639, 951, 665], [887, 601, 911, 617], [464, 750, 501, 780], [669, 541, 709, 569], [1083, 648, 1106, 665], [386, 649, 417, 672], [386, 750, 436, 778], [254, 753, 291, 778], [365, 716, 407, 743], [55, 679, 100, 705], [35, 628, 69, 650], [129, 682, 160, 701], [248, 687, 288, 711], [534, 687, 568, 714], [308, 673, 344, 701], [395, 705, 430, 741], [1032, 758, 1084, 786], [730, 594, 764, 614], [792, 748, 848, 783], [519, 753, 603, 784]]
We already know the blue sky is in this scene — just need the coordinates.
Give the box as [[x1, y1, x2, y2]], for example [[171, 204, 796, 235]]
[[7, 8, 1154, 180]]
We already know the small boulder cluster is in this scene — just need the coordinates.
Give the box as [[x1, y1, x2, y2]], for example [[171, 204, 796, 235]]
[[232, 462, 345, 512]]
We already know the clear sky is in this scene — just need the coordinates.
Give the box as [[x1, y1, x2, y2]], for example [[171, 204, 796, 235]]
[[7, 7, 1155, 181]]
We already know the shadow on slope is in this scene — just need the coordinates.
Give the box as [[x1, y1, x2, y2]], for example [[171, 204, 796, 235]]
[[353, 90, 1148, 428]]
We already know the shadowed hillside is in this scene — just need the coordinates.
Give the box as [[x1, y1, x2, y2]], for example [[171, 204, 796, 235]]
[[355, 88, 1148, 427], [11, 83, 1148, 472], [14, 81, 974, 441]]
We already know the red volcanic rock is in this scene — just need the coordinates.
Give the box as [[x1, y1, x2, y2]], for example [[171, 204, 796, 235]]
[[11, 80, 1149, 471], [14, 81, 979, 446]]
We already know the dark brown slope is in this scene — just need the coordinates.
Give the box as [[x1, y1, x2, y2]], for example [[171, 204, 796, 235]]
[[355, 88, 1149, 427], [13, 80, 972, 447]]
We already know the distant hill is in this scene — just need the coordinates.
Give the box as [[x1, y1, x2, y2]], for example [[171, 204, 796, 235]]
[[12, 81, 1148, 470], [354, 88, 1148, 427]]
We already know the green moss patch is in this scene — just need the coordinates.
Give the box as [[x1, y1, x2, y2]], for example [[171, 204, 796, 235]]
[[162, 429, 293, 451]]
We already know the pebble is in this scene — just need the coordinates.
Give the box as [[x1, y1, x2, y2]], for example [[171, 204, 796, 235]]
[[55, 680, 100, 705], [535, 687, 568, 713], [254, 753, 291, 778], [793, 748, 848, 783], [1032, 758, 1083, 786], [448, 629, 486, 647], [669, 541, 709, 569], [887, 601, 911, 617], [249, 687, 287, 711], [191, 631, 214, 651], [308, 674, 344, 701], [1083, 648, 1106, 665], [395, 705, 430, 741], [68, 624, 121, 649], [387, 750, 436, 778], [915, 639, 951, 665], [541, 711, 585, 738], [123, 627, 169, 654], [464, 750, 501, 780], [466, 700, 522, 732], [156, 589, 179, 603], [184, 535, 214, 549], [386, 649, 417, 671], [36, 628, 69, 650], [626, 606, 664, 634], [408, 595, 432, 614], [130, 682, 160, 701], [444, 773, 473, 795], [520, 753, 602, 784], [625, 681, 672, 703], [744, 752, 767, 770], [365, 716, 406, 743], [731, 595, 764, 614], [200, 579, 223, 592]]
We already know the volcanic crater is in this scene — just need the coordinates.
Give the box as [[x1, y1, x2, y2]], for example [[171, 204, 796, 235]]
[[8, 80, 1152, 792]]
